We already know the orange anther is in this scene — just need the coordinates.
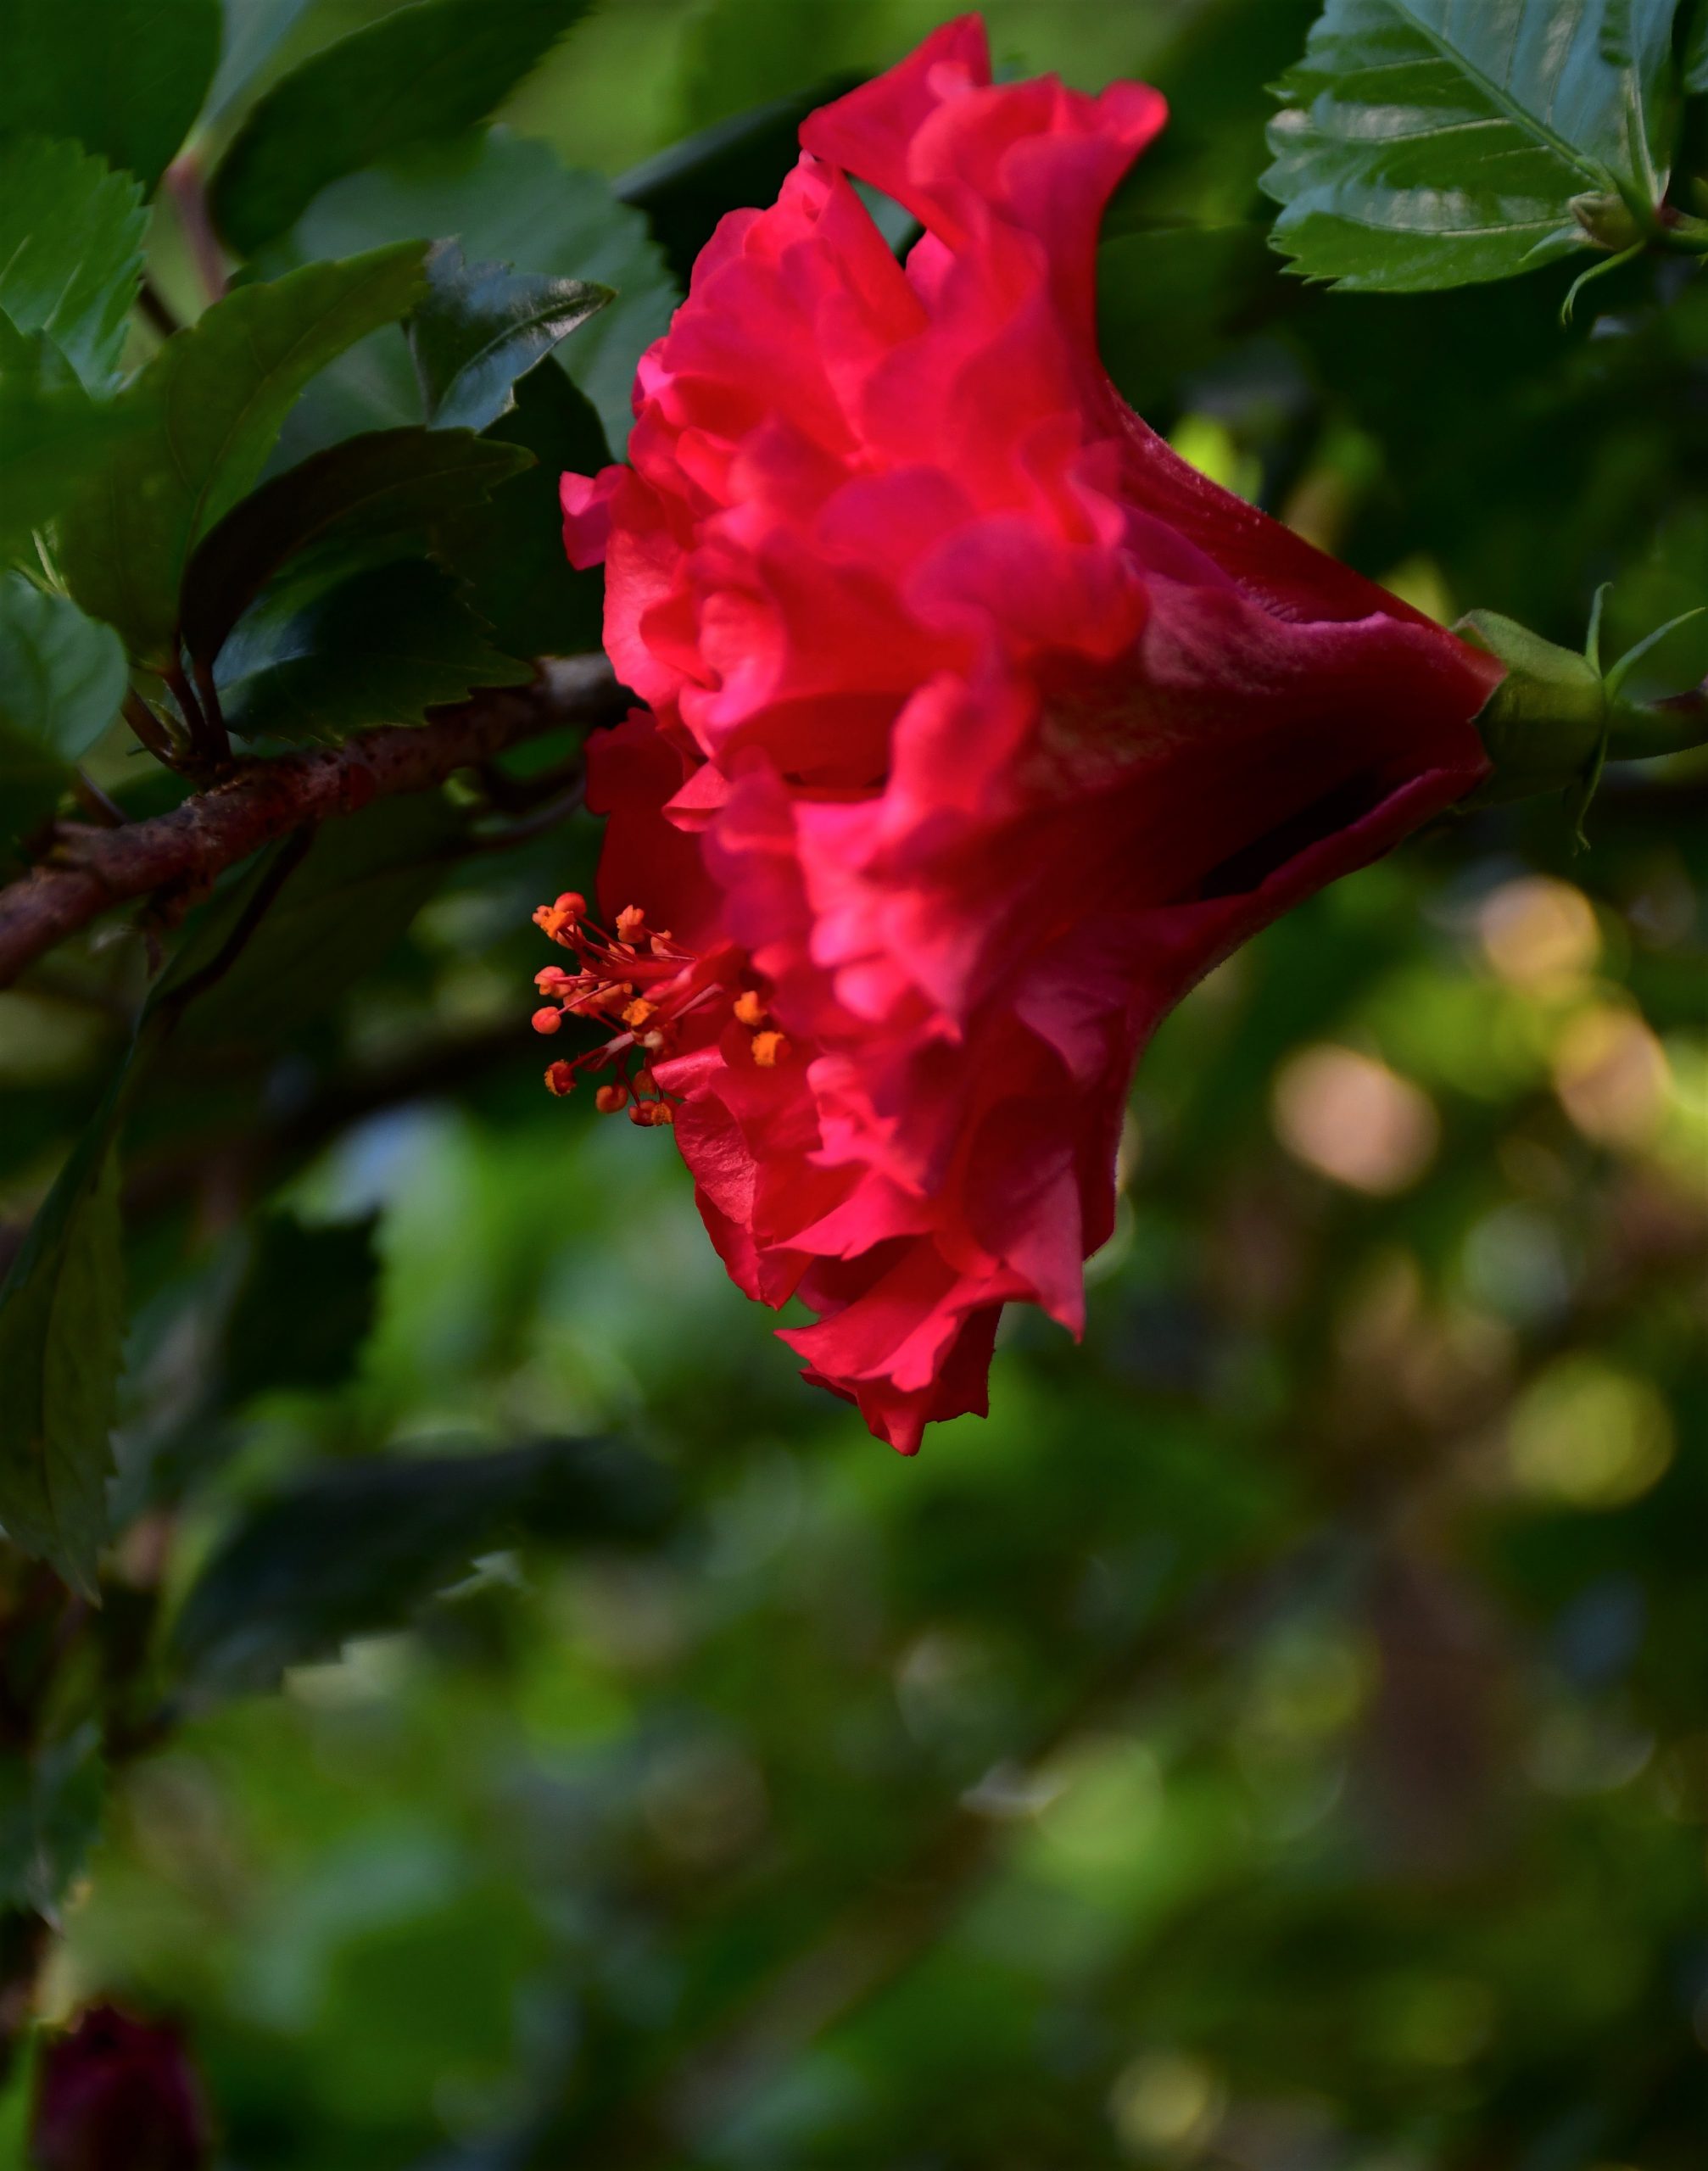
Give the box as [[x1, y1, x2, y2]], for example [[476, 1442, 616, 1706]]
[[595, 1081, 629, 1113], [544, 1061, 576, 1097], [532, 1006, 564, 1035], [535, 966, 574, 995], [622, 997, 656, 1029], [751, 1030, 789, 1068], [650, 930, 674, 952], [641, 1030, 666, 1052], [615, 905, 647, 941], [734, 990, 767, 1027]]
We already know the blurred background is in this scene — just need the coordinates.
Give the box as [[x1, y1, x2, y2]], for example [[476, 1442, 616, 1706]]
[[3, 0, 1706, 2165]]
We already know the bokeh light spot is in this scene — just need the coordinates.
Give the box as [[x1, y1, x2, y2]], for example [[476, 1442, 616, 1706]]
[[1273, 1046, 1439, 1194], [1508, 1357, 1675, 1508]]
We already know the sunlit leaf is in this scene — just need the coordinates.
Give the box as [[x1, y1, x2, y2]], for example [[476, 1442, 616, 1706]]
[[1264, 0, 1683, 290], [209, 0, 594, 255]]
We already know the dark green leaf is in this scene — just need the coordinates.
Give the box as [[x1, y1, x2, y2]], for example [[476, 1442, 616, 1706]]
[[209, 0, 594, 256], [264, 130, 675, 460], [1688, 0, 1708, 93], [181, 426, 532, 670], [0, 573, 126, 849], [172, 792, 463, 1045], [226, 1213, 382, 1401], [0, 1100, 125, 1596], [1264, 0, 1682, 291], [0, 137, 145, 390], [57, 243, 427, 666], [0, 325, 149, 561], [0, 1722, 103, 1914], [170, 1437, 676, 1699], [410, 242, 611, 434], [1103, 0, 1322, 236], [215, 560, 530, 745], [617, 83, 857, 289], [432, 358, 608, 661], [0, 0, 220, 192]]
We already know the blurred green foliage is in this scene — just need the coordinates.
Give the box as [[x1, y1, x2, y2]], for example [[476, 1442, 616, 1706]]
[[0, 1, 1705, 2168]]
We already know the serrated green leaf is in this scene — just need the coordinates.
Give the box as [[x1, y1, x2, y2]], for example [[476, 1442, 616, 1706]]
[[0, 0, 220, 192], [170, 1438, 675, 1701], [0, 1100, 126, 1596], [410, 242, 611, 434], [1264, 0, 1682, 292], [432, 359, 608, 661], [265, 131, 676, 460], [215, 560, 530, 745], [226, 1214, 382, 1401], [181, 426, 532, 671], [0, 574, 126, 850], [0, 137, 145, 390], [209, 0, 594, 256], [0, 1722, 104, 1915], [0, 326, 149, 561], [57, 243, 427, 667]]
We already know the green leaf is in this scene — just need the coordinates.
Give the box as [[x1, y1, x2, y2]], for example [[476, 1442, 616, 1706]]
[[1264, 0, 1683, 291], [57, 243, 428, 667], [180, 426, 532, 671], [209, 0, 594, 256], [410, 242, 611, 434], [264, 130, 675, 459], [432, 359, 609, 661], [0, 1722, 104, 1915], [0, 574, 127, 850], [1688, 0, 1708, 93], [0, 137, 145, 390], [0, 325, 150, 561], [170, 794, 465, 1044], [0, 1099, 126, 1596], [226, 1213, 382, 1401], [0, 0, 221, 192], [170, 1437, 676, 1700], [204, 0, 318, 125], [617, 83, 857, 290], [216, 560, 530, 745]]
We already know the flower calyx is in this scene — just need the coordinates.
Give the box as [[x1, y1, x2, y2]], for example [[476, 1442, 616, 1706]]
[[1460, 592, 1708, 845]]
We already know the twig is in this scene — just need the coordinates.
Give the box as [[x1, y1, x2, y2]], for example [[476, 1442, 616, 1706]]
[[0, 657, 624, 991]]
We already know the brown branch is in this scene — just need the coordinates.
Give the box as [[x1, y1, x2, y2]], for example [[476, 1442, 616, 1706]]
[[0, 657, 624, 992]]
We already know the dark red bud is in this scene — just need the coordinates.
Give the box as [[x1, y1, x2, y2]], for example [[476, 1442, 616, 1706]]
[[31, 2006, 210, 2171]]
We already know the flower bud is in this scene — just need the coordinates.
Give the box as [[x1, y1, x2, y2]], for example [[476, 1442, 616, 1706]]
[[31, 2006, 210, 2171]]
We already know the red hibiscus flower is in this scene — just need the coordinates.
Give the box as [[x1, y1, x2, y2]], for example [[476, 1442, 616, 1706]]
[[538, 13, 1500, 1454]]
